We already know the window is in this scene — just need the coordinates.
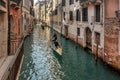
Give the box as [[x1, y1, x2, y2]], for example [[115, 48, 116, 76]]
[[63, 12, 66, 20], [55, 9, 58, 15], [82, 7, 88, 21], [69, 11, 73, 21], [69, 0, 74, 5], [95, 5, 100, 22], [53, 9, 58, 15], [76, 9, 80, 21], [95, 32, 100, 45], [18, 19, 20, 35], [62, 0, 66, 6], [77, 28, 80, 36]]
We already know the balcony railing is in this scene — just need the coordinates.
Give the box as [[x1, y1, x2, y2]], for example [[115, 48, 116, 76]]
[[80, 0, 102, 6], [10, 0, 21, 4], [0, 0, 6, 8], [80, 0, 96, 3]]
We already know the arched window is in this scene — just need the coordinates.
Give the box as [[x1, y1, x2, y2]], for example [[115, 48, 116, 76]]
[[76, 9, 80, 21]]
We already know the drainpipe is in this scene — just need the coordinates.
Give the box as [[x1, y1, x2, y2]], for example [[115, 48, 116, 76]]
[[8, 0, 11, 55], [52, 0, 54, 30], [57, 0, 58, 29], [118, 0, 120, 55], [61, 1, 63, 36], [45, 0, 46, 23], [103, 0, 105, 60]]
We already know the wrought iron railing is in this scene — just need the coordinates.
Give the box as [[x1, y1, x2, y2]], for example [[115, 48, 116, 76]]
[[80, 0, 96, 3]]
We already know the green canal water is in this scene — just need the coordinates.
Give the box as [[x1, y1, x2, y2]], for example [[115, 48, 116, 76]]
[[19, 26, 120, 80]]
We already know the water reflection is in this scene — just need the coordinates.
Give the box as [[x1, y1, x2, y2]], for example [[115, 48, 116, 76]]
[[19, 26, 63, 80], [19, 25, 120, 80], [52, 29, 120, 80]]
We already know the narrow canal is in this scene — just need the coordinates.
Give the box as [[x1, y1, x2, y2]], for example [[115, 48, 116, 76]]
[[19, 25, 120, 80]]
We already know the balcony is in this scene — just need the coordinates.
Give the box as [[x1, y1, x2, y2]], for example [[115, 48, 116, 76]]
[[0, 0, 6, 8], [10, 0, 22, 9], [0, 0, 6, 13], [80, 0, 96, 3], [80, 0, 102, 6], [10, 0, 21, 4]]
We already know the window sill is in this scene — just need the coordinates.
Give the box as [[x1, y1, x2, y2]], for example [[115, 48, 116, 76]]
[[82, 21, 89, 23], [94, 22, 103, 25]]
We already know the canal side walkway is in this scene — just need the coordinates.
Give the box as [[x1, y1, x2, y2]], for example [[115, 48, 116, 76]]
[[0, 39, 24, 80]]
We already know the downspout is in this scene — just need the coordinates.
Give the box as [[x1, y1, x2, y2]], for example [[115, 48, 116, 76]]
[[8, 0, 11, 55], [45, 0, 46, 23], [39, 1, 41, 23], [52, 0, 54, 30], [57, 0, 58, 30], [118, 0, 120, 55], [103, 0, 105, 60], [61, 1, 63, 36], [21, 0, 23, 39]]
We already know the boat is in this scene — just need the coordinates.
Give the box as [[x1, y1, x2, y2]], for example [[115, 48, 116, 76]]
[[51, 42, 62, 56]]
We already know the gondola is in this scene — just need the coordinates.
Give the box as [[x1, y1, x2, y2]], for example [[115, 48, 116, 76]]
[[50, 42, 62, 56]]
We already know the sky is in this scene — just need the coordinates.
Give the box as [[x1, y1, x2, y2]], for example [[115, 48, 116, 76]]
[[34, 0, 38, 4], [34, 0, 43, 4]]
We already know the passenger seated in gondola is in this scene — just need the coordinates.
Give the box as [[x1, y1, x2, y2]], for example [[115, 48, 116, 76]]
[[52, 33, 60, 48], [54, 41, 60, 49]]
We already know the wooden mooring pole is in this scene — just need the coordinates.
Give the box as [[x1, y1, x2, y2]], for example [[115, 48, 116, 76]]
[[95, 35, 99, 64]]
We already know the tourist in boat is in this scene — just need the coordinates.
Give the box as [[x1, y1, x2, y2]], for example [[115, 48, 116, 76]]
[[51, 33, 60, 48]]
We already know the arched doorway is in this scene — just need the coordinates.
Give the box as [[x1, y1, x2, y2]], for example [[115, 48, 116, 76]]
[[85, 27, 92, 49], [64, 25, 68, 38]]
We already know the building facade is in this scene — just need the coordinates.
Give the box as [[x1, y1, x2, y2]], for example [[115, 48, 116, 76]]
[[104, 0, 120, 69], [34, 1, 41, 24], [22, 0, 34, 36], [0, 0, 8, 58], [10, 0, 23, 54], [46, 0, 120, 70], [0, 0, 25, 80]]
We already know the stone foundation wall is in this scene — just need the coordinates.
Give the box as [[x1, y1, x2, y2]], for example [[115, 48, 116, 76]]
[[105, 18, 119, 56], [68, 33, 84, 47], [104, 18, 120, 70]]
